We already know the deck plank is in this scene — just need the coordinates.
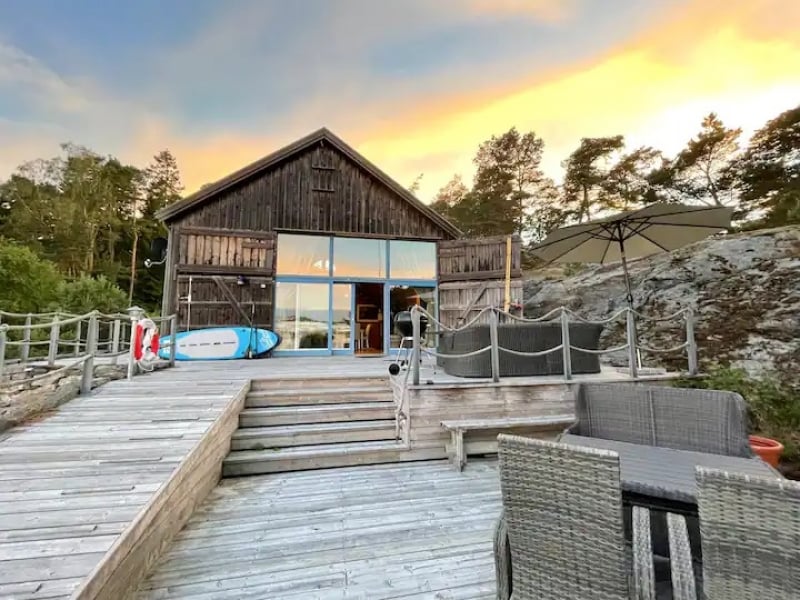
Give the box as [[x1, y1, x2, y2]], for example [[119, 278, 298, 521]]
[[0, 363, 250, 599], [135, 459, 501, 600]]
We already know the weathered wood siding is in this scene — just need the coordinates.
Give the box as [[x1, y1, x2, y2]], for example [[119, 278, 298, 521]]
[[175, 275, 274, 331], [439, 280, 525, 327], [175, 227, 276, 275], [437, 235, 521, 282], [437, 235, 523, 328], [174, 144, 446, 239]]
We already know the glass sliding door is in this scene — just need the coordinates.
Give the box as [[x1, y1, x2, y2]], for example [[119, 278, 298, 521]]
[[332, 283, 353, 352], [388, 284, 437, 350], [274, 282, 330, 351]]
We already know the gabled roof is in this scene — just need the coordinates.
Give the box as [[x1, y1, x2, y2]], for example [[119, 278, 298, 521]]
[[156, 127, 461, 237]]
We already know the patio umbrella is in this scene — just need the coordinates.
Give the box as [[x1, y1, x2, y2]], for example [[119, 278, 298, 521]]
[[530, 203, 733, 308]]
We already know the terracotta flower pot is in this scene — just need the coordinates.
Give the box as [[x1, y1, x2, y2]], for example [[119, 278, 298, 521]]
[[749, 435, 784, 467]]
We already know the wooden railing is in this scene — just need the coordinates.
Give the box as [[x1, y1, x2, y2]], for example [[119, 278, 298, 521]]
[[0, 308, 178, 391], [408, 304, 698, 386]]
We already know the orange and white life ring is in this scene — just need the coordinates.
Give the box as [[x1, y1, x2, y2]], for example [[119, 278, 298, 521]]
[[133, 318, 160, 362]]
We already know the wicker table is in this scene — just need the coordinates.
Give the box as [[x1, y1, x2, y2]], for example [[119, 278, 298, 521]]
[[560, 434, 781, 507]]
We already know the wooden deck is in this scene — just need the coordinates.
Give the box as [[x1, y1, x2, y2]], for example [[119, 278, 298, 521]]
[[135, 459, 501, 599], [0, 355, 679, 598], [0, 365, 249, 599]]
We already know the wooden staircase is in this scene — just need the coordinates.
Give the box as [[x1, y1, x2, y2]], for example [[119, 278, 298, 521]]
[[223, 377, 415, 476]]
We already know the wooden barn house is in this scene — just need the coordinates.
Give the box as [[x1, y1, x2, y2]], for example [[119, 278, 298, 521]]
[[156, 128, 521, 356]]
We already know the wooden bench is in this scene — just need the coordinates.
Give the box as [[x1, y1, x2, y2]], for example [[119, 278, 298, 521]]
[[440, 414, 575, 471]]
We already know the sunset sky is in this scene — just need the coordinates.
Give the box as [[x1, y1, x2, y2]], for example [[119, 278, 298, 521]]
[[1, 0, 799, 201]]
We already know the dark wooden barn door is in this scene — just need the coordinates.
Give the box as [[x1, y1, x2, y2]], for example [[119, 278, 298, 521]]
[[437, 235, 523, 328]]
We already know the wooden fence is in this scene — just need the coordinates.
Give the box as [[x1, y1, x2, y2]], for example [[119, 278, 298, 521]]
[[0, 308, 177, 392]]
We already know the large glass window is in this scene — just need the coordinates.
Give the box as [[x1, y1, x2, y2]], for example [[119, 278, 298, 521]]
[[276, 234, 330, 276], [332, 284, 352, 350], [389, 241, 436, 279], [274, 282, 330, 350], [333, 237, 386, 278]]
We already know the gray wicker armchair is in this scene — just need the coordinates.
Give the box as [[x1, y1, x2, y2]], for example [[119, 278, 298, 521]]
[[566, 384, 754, 457], [696, 468, 800, 599], [438, 322, 603, 378], [495, 434, 693, 599]]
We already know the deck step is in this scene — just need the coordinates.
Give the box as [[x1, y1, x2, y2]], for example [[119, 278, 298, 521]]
[[239, 402, 395, 427], [249, 377, 389, 392], [245, 386, 391, 407], [222, 440, 439, 476], [230, 420, 397, 450]]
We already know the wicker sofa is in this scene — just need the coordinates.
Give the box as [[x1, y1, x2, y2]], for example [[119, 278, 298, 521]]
[[437, 321, 603, 378]]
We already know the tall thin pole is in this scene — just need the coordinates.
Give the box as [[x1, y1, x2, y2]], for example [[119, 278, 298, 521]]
[[617, 223, 640, 371], [616, 223, 634, 310], [503, 236, 512, 313]]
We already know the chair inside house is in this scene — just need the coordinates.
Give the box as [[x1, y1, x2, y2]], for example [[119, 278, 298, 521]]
[[494, 434, 693, 599]]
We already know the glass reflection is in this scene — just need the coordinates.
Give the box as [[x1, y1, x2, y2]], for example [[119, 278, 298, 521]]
[[274, 282, 330, 349], [333, 238, 385, 278], [276, 234, 330, 276], [332, 284, 352, 349], [389, 241, 436, 279]]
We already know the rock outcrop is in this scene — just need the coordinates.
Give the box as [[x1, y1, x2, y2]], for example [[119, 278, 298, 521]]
[[524, 225, 800, 376]]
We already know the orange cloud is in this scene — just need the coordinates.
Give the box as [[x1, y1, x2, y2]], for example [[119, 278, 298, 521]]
[[356, 0, 800, 199], [128, 0, 800, 202]]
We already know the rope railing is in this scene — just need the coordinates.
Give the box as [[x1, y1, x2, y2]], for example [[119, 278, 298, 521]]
[[406, 303, 699, 386], [0, 306, 178, 391]]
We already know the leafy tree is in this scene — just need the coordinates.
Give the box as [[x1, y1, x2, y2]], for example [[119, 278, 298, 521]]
[[53, 275, 128, 315], [601, 146, 662, 211], [0, 238, 63, 313], [527, 178, 567, 242], [122, 150, 183, 309], [735, 104, 800, 225], [460, 165, 517, 236], [658, 113, 741, 207], [430, 175, 468, 226], [474, 128, 547, 233], [408, 173, 424, 195], [562, 135, 625, 222]]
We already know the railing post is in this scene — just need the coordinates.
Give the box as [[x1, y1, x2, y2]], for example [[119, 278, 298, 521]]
[[0, 325, 7, 382], [74, 321, 82, 357], [127, 306, 144, 381], [411, 307, 421, 386], [626, 308, 639, 379], [110, 319, 121, 365], [560, 308, 572, 381], [21, 314, 32, 363], [80, 312, 98, 395], [489, 308, 500, 383], [48, 315, 60, 367], [685, 308, 698, 376], [169, 314, 177, 367]]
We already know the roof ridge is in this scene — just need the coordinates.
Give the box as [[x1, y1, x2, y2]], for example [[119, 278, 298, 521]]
[[155, 128, 461, 237]]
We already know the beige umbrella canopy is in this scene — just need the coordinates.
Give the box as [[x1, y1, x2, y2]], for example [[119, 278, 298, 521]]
[[531, 203, 734, 307]]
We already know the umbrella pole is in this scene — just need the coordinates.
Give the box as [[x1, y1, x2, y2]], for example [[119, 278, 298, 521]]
[[617, 234, 642, 372]]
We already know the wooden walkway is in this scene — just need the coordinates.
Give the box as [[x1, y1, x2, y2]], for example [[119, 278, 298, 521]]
[[0, 365, 249, 599], [135, 460, 501, 599]]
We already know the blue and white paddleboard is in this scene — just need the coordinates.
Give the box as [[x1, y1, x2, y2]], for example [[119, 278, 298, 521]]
[[157, 327, 280, 361]]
